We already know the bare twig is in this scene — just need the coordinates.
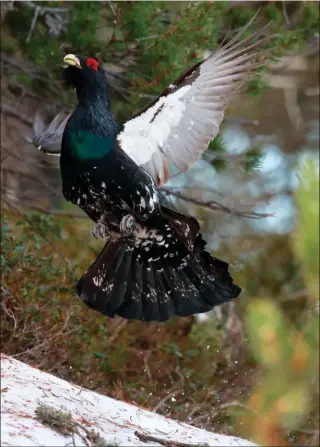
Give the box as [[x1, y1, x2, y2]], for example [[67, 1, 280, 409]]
[[143, 350, 153, 383], [1, 145, 25, 162], [23, 0, 69, 40], [1, 54, 62, 95], [185, 405, 202, 423], [26, 4, 40, 44], [107, 319, 127, 345], [23, 1, 68, 14], [73, 428, 90, 447], [2, 196, 87, 219], [162, 188, 273, 220], [152, 389, 180, 413], [1, 287, 18, 345], [35, 403, 106, 446], [108, 1, 120, 44], [190, 400, 257, 426], [135, 431, 208, 447], [282, 2, 290, 27], [8, 81, 43, 101], [108, 2, 116, 17], [76, 423, 107, 447], [167, 186, 227, 198], [1, 104, 33, 126], [11, 313, 77, 359]]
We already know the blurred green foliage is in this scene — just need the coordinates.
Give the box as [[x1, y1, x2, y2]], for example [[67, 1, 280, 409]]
[[243, 159, 319, 446], [294, 160, 319, 300], [1, 2, 319, 446]]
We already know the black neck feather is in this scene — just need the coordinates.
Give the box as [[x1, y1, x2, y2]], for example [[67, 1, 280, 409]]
[[69, 80, 118, 138]]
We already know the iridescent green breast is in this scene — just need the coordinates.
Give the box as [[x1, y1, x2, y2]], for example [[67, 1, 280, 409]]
[[66, 129, 115, 160]]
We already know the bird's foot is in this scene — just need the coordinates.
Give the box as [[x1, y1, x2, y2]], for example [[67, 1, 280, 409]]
[[120, 214, 137, 236], [92, 221, 110, 239]]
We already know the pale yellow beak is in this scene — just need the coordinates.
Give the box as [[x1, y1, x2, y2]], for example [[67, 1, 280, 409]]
[[63, 54, 81, 69]]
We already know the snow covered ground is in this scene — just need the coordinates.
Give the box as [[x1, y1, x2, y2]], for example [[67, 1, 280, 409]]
[[1, 355, 256, 446]]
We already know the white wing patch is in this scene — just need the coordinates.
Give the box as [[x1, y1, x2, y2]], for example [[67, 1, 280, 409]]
[[117, 86, 190, 166], [117, 19, 268, 187]]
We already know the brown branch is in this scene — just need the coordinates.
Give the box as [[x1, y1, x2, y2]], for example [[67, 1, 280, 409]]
[[2, 195, 87, 219], [23, 1, 68, 14], [2, 170, 61, 199], [107, 319, 128, 345], [22, 0, 69, 43], [1, 145, 25, 162], [1, 54, 47, 82], [1, 286, 19, 345], [11, 313, 77, 359], [282, 1, 291, 27], [152, 389, 180, 413], [2, 190, 88, 219], [162, 188, 273, 220], [1, 54, 62, 96], [26, 3, 41, 44], [2, 178, 272, 222], [1, 104, 33, 126], [135, 431, 208, 447], [108, 1, 120, 44], [189, 400, 257, 427]]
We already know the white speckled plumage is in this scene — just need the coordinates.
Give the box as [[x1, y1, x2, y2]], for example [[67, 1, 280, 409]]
[[33, 18, 268, 322]]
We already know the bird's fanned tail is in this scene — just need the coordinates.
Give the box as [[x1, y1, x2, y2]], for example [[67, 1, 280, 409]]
[[76, 215, 241, 322]]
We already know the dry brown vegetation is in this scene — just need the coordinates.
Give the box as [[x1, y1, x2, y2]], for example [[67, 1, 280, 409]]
[[1, 2, 319, 446]]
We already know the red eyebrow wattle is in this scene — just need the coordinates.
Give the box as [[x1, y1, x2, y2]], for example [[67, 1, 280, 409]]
[[86, 58, 99, 71]]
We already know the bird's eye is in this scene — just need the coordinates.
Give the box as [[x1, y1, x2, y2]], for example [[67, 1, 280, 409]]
[[88, 64, 93, 68]]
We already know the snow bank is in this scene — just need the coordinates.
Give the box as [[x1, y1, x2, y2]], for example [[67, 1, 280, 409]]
[[1, 355, 256, 446]]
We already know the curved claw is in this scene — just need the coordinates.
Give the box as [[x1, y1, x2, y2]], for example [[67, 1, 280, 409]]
[[120, 214, 137, 236], [92, 222, 110, 240]]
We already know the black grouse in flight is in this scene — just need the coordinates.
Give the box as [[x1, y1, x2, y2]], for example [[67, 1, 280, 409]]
[[34, 19, 268, 322]]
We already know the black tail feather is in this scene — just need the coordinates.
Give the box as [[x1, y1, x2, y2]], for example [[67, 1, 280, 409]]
[[116, 251, 143, 320], [77, 234, 241, 322]]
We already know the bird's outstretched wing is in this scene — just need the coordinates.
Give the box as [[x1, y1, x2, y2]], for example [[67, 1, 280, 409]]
[[118, 17, 270, 186], [31, 17, 269, 175], [28, 110, 70, 156]]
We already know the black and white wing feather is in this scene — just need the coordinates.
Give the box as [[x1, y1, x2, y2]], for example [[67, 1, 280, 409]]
[[118, 19, 269, 186], [30, 18, 268, 176]]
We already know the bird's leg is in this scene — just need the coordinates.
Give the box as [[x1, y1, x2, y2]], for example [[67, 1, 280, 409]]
[[92, 213, 137, 239], [91, 214, 110, 240], [120, 214, 137, 236]]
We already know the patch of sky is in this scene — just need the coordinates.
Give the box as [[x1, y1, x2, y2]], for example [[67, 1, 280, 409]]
[[252, 194, 296, 234], [221, 125, 251, 154]]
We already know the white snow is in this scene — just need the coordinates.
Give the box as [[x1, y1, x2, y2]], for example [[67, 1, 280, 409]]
[[1, 355, 257, 446]]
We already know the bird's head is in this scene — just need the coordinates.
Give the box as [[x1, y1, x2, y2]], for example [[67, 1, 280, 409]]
[[63, 54, 108, 98]]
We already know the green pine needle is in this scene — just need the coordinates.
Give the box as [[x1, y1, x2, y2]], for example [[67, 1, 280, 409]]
[[243, 146, 265, 173], [212, 158, 227, 172], [209, 135, 227, 153]]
